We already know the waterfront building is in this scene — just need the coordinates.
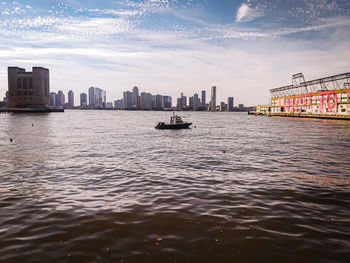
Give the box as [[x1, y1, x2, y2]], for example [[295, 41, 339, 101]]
[[7, 66, 50, 108], [220, 102, 227, 111], [140, 92, 152, 110], [189, 96, 193, 109], [123, 91, 132, 110], [176, 97, 182, 110], [182, 94, 187, 108], [49, 92, 56, 107], [114, 99, 123, 110], [132, 86, 139, 109], [228, 97, 234, 111], [56, 90, 65, 107], [68, 90, 74, 108], [239, 104, 244, 111], [163, 96, 172, 109], [105, 102, 113, 109], [89, 87, 106, 108], [88, 87, 95, 106], [201, 90, 206, 110], [257, 72, 350, 118], [155, 94, 163, 110], [80, 93, 87, 107], [210, 86, 216, 111], [193, 93, 199, 111]]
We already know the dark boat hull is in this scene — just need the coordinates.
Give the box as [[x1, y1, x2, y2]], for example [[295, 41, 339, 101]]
[[155, 122, 192, 129]]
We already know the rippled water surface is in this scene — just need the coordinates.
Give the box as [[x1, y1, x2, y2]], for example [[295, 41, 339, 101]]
[[1, 110, 350, 262]]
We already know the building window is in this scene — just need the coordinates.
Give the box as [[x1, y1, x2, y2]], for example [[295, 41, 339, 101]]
[[28, 78, 33, 90], [17, 91, 22, 95], [23, 78, 27, 90], [17, 78, 22, 90], [28, 91, 33, 95]]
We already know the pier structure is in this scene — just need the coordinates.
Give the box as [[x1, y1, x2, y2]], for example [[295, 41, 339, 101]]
[[255, 72, 350, 119]]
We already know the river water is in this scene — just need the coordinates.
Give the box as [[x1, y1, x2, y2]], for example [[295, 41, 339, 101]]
[[1, 110, 350, 262]]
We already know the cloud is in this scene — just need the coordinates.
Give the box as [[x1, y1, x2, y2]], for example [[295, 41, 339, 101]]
[[236, 3, 261, 22]]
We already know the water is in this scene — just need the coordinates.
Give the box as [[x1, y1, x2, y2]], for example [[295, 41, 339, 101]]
[[1, 111, 350, 262]]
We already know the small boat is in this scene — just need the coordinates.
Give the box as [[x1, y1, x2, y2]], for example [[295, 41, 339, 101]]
[[155, 113, 192, 129]]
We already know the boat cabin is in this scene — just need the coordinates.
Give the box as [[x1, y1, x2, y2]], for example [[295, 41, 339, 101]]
[[170, 115, 184, 124]]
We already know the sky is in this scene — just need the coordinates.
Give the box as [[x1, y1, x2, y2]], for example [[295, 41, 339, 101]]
[[0, 0, 350, 106]]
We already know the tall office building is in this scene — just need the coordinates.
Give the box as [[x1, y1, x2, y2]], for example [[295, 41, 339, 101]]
[[8, 66, 50, 108], [140, 92, 152, 110], [155, 94, 163, 110], [88, 87, 95, 106], [193, 93, 199, 111], [189, 96, 193, 109], [49, 92, 56, 107], [228, 97, 234, 111], [176, 98, 182, 110], [201, 90, 206, 110], [88, 87, 106, 108], [80, 93, 87, 107], [211, 86, 216, 111], [132, 86, 139, 109], [56, 90, 65, 107], [182, 94, 187, 108], [163, 96, 172, 108], [68, 90, 74, 108], [123, 91, 132, 110]]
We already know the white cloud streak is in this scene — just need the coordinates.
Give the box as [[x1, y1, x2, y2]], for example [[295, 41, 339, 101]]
[[236, 3, 262, 22]]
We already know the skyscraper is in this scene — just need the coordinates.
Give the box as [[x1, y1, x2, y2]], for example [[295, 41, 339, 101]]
[[211, 86, 216, 111], [201, 90, 206, 110], [88, 87, 95, 106], [228, 97, 234, 111], [155, 94, 163, 110], [68, 90, 74, 108], [163, 96, 172, 108], [49, 92, 56, 107], [132, 86, 139, 109], [88, 87, 106, 108], [123, 91, 132, 110], [8, 66, 50, 108], [56, 90, 65, 107], [193, 93, 199, 111], [80, 93, 87, 107], [182, 95, 187, 108]]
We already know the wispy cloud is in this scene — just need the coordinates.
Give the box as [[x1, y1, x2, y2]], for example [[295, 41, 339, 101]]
[[236, 3, 262, 22]]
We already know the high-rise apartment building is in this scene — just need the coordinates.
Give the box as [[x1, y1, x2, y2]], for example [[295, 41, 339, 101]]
[[56, 90, 65, 107], [68, 90, 74, 108], [201, 90, 206, 110], [163, 96, 172, 109], [88, 87, 106, 108], [8, 66, 50, 108], [211, 86, 216, 111], [132, 86, 139, 109], [182, 95, 187, 108], [140, 92, 152, 110], [228, 97, 234, 111], [80, 93, 87, 107], [49, 92, 56, 107], [155, 94, 163, 110], [176, 97, 182, 110], [193, 93, 199, 111], [123, 91, 132, 110], [88, 87, 95, 106]]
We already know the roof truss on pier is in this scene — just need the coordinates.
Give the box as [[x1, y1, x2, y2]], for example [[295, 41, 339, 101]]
[[270, 72, 350, 98]]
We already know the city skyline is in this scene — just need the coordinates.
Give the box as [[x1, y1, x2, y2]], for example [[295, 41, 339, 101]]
[[0, 1, 350, 105]]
